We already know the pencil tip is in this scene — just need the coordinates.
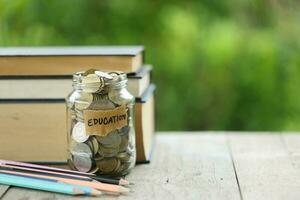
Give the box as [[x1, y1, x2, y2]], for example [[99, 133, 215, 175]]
[[119, 186, 130, 193], [90, 189, 102, 196], [119, 179, 131, 186], [72, 188, 86, 195]]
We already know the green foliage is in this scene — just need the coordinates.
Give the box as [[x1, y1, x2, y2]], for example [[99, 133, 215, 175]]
[[0, 0, 299, 131]]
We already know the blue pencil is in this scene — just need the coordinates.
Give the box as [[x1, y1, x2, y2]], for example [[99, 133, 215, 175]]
[[0, 173, 101, 196]]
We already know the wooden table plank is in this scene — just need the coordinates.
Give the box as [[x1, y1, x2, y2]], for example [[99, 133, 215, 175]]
[[282, 133, 300, 172], [282, 133, 300, 154], [0, 185, 9, 198], [228, 133, 300, 200], [2, 133, 241, 200]]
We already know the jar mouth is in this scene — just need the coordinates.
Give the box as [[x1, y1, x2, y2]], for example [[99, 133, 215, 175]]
[[72, 71, 128, 91]]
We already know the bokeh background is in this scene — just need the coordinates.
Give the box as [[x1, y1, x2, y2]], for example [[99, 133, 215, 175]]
[[0, 0, 299, 131]]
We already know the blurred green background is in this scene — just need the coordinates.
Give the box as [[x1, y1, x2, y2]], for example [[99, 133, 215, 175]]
[[0, 0, 299, 131]]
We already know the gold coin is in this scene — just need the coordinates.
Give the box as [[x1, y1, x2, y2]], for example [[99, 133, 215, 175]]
[[92, 93, 108, 101], [66, 91, 80, 109], [82, 74, 104, 93], [83, 69, 97, 76], [97, 158, 119, 173], [98, 145, 119, 157], [91, 137, 99, 155], [111, 159, 121, 174], [74, 92, 93, 110], [88, 166, 99, 174], [117, 152, 131, 162], [88, 99, 115, 110]]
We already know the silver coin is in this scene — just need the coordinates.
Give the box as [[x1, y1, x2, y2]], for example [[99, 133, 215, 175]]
[[108, 90, 132, 106], [97, 131, 121, 148], [72, 122, 89, 143], [95, 71, 113, 80], [71, 143, 93, 172], [73, 155, 92, 172], [71, 143, 93, 157]]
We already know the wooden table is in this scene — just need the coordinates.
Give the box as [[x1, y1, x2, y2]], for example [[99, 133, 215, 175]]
[[1, 132, 300, 200]]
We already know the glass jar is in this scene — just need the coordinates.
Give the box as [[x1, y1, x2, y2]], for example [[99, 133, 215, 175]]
[[66, 69, 136, 177]]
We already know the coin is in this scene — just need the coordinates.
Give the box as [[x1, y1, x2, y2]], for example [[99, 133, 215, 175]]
[[111, 159, 121, 174], [83, 69, 97, 76], [117, 152, 131, 162], [92, 93, 108, 101], [74, 92, 93, 110], [108, 90, 132, 106], [90, 136, 99, 155], [119, 132, 129, 152], [97, 131, 121, 148], [97, 158, 119, 173], [72, 122, 89, 143], [82, 74, 104, 93], [67, 158, 77, 171], [119, 126, 130, 134], [71, 143, 93, 172], [88, 99, 115, 110], [74, 108, 84, 122], [95, 71, 113, 80], [89, 166, 99, 174], [66, 91, 80, 109], [73, 155, 92, 172], [71, 143, 93, 157], [98, 145, 119, 157]]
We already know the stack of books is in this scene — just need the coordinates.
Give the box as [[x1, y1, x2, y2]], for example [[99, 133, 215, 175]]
[[0, 46, 155, 164]]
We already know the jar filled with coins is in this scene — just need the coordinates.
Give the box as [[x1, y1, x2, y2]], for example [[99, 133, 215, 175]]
[[66, 69, 136, 177]]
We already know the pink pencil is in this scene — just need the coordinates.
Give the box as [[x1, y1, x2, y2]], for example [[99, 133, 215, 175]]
[[0, 163, 91, 181], [0, 160, 94, 176]]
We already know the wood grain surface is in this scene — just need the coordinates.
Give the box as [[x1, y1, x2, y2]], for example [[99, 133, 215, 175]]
[[1, 132, 300, 200]]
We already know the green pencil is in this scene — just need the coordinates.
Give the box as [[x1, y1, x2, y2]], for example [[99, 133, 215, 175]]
[[0, 173, 101, 196]]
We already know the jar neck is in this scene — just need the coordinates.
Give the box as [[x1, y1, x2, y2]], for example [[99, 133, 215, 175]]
[[72, 72, 127, 92]]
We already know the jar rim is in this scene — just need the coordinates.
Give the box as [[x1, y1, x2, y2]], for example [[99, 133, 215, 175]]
[[72, 71, 128, 91]]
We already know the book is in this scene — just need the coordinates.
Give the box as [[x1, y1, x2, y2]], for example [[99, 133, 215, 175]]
[[0, 101, 67, 163], [135, 84, 156, 163], [0, 65, 151, 99], [127, 65, 152, 97], [0, 84, 155, 163], [0, 46, 144, 75]]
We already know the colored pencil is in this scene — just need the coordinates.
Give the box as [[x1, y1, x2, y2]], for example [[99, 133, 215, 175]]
[[0, 169, 129, 194], [92, 176, 131, 186], [0, 160, 132, 185], [0, 173, 102, 196], [0, 159, 92, 176], [0, 163, 91, 181]]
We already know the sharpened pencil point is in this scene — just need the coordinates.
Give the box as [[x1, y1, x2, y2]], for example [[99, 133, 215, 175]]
[[119, 186, 130, 193], [90, 189, 102, 196], [119, 178, 131, 186], [72, 188, 86, 195]]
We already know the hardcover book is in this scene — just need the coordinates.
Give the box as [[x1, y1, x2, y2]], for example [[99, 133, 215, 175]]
[[0, 46, 144, 75]]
